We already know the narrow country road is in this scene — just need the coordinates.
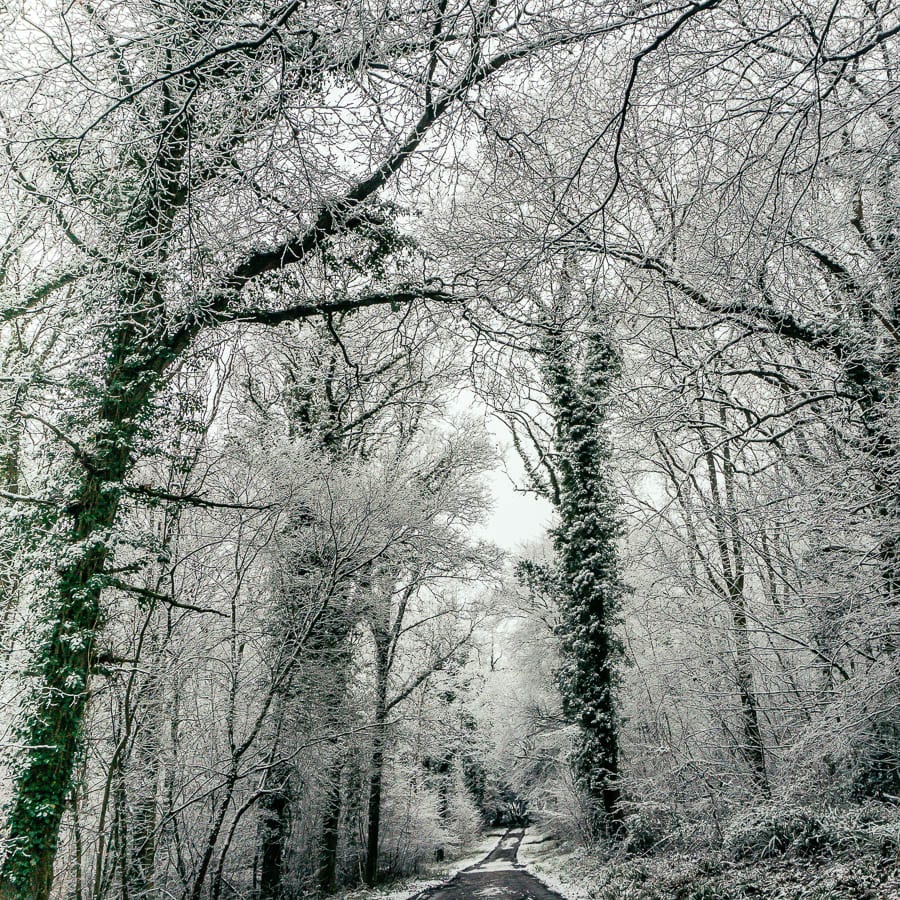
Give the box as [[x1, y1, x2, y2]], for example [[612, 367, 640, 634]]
[[416, 828, 565, 899]]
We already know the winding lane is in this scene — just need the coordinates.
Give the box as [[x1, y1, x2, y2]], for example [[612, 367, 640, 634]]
[[415, 828, 566, 899]]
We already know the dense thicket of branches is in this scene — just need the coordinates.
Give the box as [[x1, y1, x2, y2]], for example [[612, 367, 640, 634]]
[[1, 1, 898, 898]]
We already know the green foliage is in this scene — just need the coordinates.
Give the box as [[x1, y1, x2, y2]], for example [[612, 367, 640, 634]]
[[724, 806, 832, 861], [320, 201, 417, 280], [514, 558, 558, 604]]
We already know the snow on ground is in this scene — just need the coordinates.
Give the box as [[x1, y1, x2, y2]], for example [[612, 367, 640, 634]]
[[339, 818, 900, 899], [515, 826, 900, 900], [335, 829, 506, 900], [472, 859, 518, 873], [516, 830, 588, 899]]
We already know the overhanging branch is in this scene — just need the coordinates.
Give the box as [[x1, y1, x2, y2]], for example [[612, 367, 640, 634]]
[[223, 286, 458, 327]]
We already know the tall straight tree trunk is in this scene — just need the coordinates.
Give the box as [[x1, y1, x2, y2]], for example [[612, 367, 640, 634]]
[[0, 346, 28, 642], [364, 643, 389, 885], [698, 417, 769, 795], [317, 756, 344, 893], [859, 380, 900, 643], [126, 652, 165, 898]]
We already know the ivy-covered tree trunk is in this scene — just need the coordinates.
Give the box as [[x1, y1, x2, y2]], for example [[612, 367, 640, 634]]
[[0, 69, 195, 894], [542, 324, 626, 838], [0, 322, 173, 900]]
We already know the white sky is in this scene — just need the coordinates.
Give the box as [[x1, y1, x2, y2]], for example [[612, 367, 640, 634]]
[[476, 412, 555, 553], [480, 464, 553, 552]]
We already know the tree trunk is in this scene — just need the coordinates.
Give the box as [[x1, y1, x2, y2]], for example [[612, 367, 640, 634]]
[[126, 669, 163, 898], [699, 421, 769, 795], [0, 310, 181, 899], [364, 729, 386, 886], [188, 764, 239, 900], [364, 646, 389, 885], [0, 465, 129, 899], [540, 322, 626, 838], [317, 757, 344, 893], [258, 761, 292, 900], [0, 360, 25, 643]]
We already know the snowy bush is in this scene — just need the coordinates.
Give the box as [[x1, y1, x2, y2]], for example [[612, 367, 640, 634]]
[[376, 775, 446, 877], [723, 805, 831, 861], [782, 662, 900, 806], [826, 803, 900, 856], [445, 788, 485, 848], [622, 802, 681, 855], [371, 761, 487, 878]]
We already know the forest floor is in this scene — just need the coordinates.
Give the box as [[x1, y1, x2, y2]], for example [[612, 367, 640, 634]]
[[516, 826, 900, 900]]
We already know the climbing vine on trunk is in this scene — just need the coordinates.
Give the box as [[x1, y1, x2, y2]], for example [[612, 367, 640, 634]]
[[542, 323, 626, 837]]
